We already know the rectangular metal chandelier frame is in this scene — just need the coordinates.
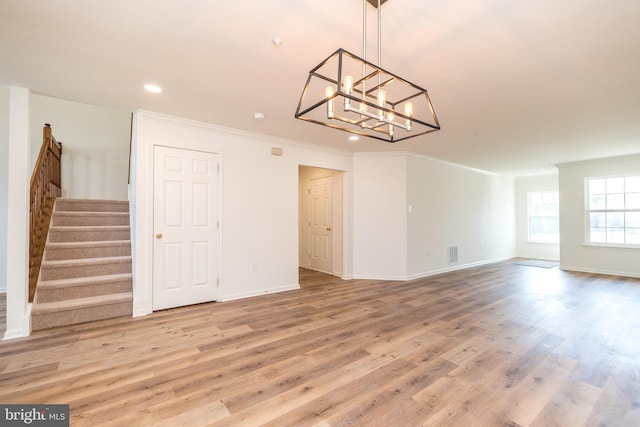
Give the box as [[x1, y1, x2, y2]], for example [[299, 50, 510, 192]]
[[295, 48, 441, 143]]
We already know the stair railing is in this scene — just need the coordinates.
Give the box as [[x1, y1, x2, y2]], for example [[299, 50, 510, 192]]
[[29, 124, 62, 302]]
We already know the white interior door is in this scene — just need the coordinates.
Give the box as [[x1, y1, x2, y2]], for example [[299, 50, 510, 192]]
[[153, 145, 219, 310], [309, 175, 333, 273]]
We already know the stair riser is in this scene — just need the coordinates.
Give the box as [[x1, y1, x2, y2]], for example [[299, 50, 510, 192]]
[[40, 260, 132, 281], [45, 245, 131, 261], [31, 301, 133, 330], [49, 229, 131, 243], [37, 279, 133, 303], [55, 201, 129, 213], [52, 215, 130, 227]]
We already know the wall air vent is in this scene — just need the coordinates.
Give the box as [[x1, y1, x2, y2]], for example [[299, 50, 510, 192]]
[[448, 246, 458, 264]]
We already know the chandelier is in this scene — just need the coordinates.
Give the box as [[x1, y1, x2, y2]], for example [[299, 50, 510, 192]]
[[295, 0, 440, 143]]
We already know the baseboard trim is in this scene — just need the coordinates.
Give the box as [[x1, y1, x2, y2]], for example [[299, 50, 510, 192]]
[[559, 265, 640, 279], [352, 257, 513, 282], [221, 284, 301, 302], [2, 303, 31, 341], [351, 274, 409, 281], [407, 257, 513, 281]]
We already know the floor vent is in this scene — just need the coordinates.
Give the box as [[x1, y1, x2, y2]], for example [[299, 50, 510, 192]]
[[448, 246, 458, 264]]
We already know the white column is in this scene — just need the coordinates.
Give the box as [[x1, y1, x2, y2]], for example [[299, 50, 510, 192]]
[[3, 86, 30, 340]]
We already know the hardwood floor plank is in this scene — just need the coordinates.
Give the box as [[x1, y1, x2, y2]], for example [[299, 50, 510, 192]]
[[257, 358, 417, 427], [530, 379, 602, 427], [503, 354, 579, 426], [585, 360, 640, 427], [1, 262, 639, 426], [324, 357, 457, 426]]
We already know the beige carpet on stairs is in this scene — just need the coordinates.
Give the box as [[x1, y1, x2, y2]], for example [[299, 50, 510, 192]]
[[31, 198, 133, 330]]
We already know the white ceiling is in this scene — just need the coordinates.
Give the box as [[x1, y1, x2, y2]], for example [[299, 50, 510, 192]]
[[1, 0, 639, 175]]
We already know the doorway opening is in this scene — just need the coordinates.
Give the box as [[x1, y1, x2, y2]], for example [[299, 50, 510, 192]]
[[298, 166, 344, 283]]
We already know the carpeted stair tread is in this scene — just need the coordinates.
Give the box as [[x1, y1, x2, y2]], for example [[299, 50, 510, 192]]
[[54, 199, 129, 213], [37, 273, 133, 290], [31, 292, 133, 315], [45, 239, 131, 249], [41, 255, 132, 268], [51, 211, 130, 226], [39, 255, 132, 280], [44, 240, 131, 261], [54, 211, 130, 216], [47, 225, 131, 243], [49, 225, 130, 231], [36, 273, 132, 302]]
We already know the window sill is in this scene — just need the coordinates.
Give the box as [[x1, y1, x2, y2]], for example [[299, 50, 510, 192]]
[[582, 242, 640, 250], [526, 240, 559, 245]]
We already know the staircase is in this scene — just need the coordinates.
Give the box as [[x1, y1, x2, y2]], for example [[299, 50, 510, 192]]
[[31, 199, 133, 330]]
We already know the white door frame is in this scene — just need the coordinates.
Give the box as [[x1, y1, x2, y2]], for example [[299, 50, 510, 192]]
[[299, 166, 344, 277]]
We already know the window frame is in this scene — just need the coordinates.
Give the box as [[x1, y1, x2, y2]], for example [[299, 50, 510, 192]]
[[585, 175, 640, 248], [527, 190, 560, 244]]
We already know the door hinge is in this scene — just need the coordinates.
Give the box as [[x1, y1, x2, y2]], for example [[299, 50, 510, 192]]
[[216, 278, 219, 286], [217, 164, 220, 172], [217, 221, 220, 229]]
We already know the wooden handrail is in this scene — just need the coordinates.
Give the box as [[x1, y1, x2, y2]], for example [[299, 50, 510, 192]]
[[29, 124, 62, 302]]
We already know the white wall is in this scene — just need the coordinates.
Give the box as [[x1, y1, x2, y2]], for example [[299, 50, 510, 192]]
[[132, 111, 353, 316], [353, 153, 408, 279], [30, 94, 131, 200], [558, 154, 640, 277], [0, 86, 9, 293], [353, 153, 515, 280], [515, 174, 560, 261], [4, 87, 31, 339], [406, 154, 516, 278]]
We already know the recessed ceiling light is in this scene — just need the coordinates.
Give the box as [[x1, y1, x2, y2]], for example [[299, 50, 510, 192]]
[[144, 84, 162, 93], [349, 136, 359, 141], [254, 112, 265, 120], [272, 37, 283, 46]]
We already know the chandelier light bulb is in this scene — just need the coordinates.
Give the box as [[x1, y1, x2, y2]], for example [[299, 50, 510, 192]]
[[343, 75, 354, 95], [359, 101, 368, 127], [343, 75, 354, 109], [377, 89, 386, 106], [404, 102, 413, 117], [404, 102, 413, 130], [377, 89, 386, 119], [387, 111, 395, 137], [326, 86, 335, 119]]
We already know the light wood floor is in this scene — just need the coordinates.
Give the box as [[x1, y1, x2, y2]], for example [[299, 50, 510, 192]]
[[1, 261, 640, 426]]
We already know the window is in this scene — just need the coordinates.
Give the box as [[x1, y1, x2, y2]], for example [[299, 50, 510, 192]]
[[528, 191, 559, 243], [587, 175, 640, 245]]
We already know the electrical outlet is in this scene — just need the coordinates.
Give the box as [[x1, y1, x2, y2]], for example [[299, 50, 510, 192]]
[[251, 262, 258, 271]]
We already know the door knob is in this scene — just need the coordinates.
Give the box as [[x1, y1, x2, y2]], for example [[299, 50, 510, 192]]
[[155, 233, 163, 239], [326, 227, 332, 231]]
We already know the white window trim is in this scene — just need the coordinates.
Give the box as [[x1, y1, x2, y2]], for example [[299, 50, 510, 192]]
[[527, 191, 559, 244], [585, 175, 640, 248]]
